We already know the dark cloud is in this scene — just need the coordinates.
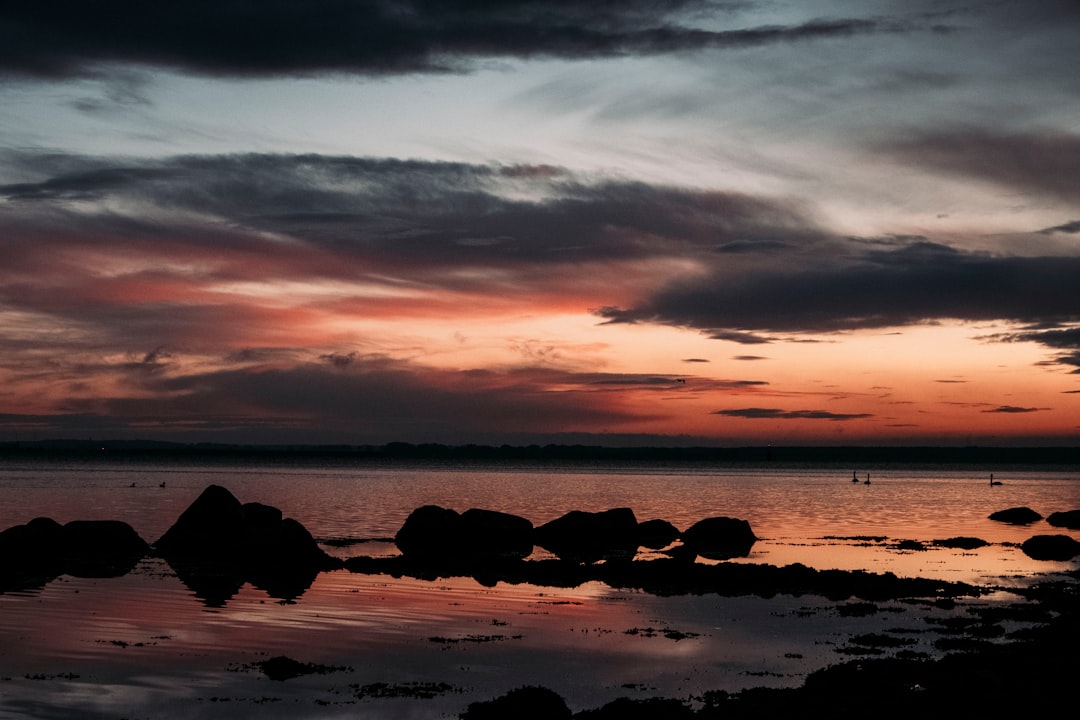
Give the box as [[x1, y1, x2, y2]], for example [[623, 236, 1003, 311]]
[[733, 355, 767, 361], [881, 129, 1080, 203], [1038, 220, 1080, 235], [595, 240, 1080, 336], [713, 407, 872, 421], [0, 151, 822, 284], [6, 150, 1080, 371], [0, 1, 928, 80], [992, 326, 1080, 371], [682, 358, 710, 363], [983, 406, 1044, 414], [40, 360, 675, 445]]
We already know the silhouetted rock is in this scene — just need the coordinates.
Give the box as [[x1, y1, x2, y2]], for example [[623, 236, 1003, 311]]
[[988, 507, 1043, 524], [154, 485, 339, 605], [395, 505, 534, 561], [155, 484, 246, 555], [395, 505, 463, 559], [1, 517, 148, 590], [460, 508, 534, 559], [933, 537, 989, 549], [637, 518, 680, 549], [459, 685, 572, 719], [681, 516, 757, 559], [1047, 509, 1080, 530], [60, 520, 149, 577], [534, 508, 639, 563], [1021, 534, 1080, 561]]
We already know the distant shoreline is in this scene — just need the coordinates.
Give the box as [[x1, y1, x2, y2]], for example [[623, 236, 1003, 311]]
[[0, 440, 1077, 468]]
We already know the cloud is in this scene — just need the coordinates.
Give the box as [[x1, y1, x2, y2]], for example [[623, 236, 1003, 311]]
[[713, 407, 873, 421], [0, 1, 935, 80], [982, 406, 1044, 414], [29, 360, 689, 444], [595, 240, 1080, 336], [881, 128, 1080, 204], [1038, 220, 1080, 235], [992, 326, 1080, 371], [5, 149, 1080, 376]]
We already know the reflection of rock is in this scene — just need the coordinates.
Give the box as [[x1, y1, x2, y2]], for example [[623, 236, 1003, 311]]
[[1047, 509, 1080, 530], [1, 517, 148, 591], [680, 516, 757, 559], [1021, 534, 1080, 561], [155, 485, 339, 606], [395, 505, 534, 560], [534, 508, 639, 563], [988, 507, 1043, 524]]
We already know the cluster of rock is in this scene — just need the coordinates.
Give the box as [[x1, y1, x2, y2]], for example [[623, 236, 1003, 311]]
[[154, 484, 342, 605], [393, 504, 757, 564], [0, 517, 148, 587], [988, 505, 1080, 561], [2, 487, 1079, 601], [0, 484, 341, 602]]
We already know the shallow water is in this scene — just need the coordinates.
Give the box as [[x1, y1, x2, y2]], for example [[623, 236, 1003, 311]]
[[1, 458, 1078, 718]]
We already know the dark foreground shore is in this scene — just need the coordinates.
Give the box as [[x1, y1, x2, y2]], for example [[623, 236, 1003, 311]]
[[459, 567, 1079, 718], [3, 482, 1078, 719]]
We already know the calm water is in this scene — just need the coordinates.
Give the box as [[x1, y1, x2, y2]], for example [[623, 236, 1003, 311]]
[[1, 458, 1078, 718]]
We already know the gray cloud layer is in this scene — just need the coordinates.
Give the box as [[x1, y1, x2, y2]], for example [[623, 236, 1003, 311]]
[[0, 1, 934, 79], [3, 150, 1079, 371]]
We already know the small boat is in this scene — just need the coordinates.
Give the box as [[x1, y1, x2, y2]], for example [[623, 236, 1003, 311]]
[[990, 473, 1002, 486], [864, 473, 871, 485]]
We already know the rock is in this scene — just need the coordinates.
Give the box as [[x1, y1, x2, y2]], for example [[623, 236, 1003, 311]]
[[0, 517, 148, 588], [155, 484, 246, 555], [459, 686, 572, 719], [533, 508, 639, 563], [1021, 534, 1080, 561], [637, 518, 680, 549], [395, 506, 535, 561], [154, 485, 339, 605], [988, 507, 1043, 525], [395, 505, 463, 559], [1047, 509, 1080, 530], [459, 508, 533, 559], [59, 520, 149, 577], [933, 537, 989, 550], [681, 516, 757, 560]]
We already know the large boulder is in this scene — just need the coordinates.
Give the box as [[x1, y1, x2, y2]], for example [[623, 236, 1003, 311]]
[[988, 507, 1043, 525], [1, 517, 148, 589], [154, 485, 338, 605], [681, 516, 757, 560], [460, 508, 533, 559], [59, 520, 149, 577], [533, 508, 639, 563], [394, 505, 534, 561], [395, 505, 463, 559], [637, 519, 681, 550], [1047, 509, 1080, 530], [1020, 534, 1080, 561]]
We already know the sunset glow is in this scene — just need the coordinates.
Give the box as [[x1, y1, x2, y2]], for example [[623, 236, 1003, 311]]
[[1, 1, 1079, 446]]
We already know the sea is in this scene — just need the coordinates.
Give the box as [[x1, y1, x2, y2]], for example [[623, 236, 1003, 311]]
[[1, 453, 1078, 719]]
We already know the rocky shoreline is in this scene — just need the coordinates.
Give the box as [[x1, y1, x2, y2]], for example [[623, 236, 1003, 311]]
[[2, 483, 1078, 718]]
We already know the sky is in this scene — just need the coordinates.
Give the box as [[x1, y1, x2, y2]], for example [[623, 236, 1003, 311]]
[[1, 0, 1079, 447]]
